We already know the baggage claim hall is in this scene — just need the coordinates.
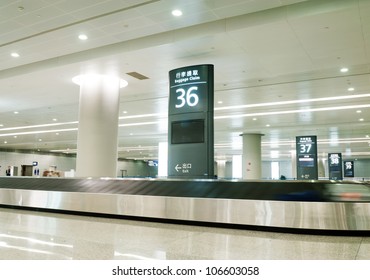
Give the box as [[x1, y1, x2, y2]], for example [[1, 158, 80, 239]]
[[0, 0, 370, 260]]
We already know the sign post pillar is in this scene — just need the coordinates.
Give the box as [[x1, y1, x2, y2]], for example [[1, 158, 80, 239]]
[[328, 153, 343, 180], [167, 64, 214, 179], [343, 161, 354, 178], [296, 136, 318, 180]]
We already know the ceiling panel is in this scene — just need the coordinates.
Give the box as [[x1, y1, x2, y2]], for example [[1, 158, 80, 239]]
[[13, 5, 67, 27]]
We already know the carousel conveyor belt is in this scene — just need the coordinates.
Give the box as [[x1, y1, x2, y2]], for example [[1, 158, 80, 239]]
[[0, 177, 370, 233], [0, 176, 343, 200]]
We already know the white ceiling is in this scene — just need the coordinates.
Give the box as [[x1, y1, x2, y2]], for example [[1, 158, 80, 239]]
[[0, 0, 369, 162]]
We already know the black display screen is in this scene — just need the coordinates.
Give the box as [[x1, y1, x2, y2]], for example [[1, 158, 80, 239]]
[[171, 119, 204, 144]]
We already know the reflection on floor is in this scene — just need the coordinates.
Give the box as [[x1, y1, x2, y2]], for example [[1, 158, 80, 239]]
[[0, 208, 369, 260]]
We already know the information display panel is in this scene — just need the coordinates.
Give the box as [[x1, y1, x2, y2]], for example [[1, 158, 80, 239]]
[[296, 136, 318, 180], [343, 161, 355, 177], [168, 64, 214, 178], [171, 119, 205, 144]]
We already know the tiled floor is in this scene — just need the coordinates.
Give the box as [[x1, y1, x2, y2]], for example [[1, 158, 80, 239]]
[[0, 207, 369, 260]]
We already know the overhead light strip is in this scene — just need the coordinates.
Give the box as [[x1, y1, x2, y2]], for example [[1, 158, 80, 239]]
[[215, 93, 370, 111], [119, 121, 158, 127], [0, 128, 78, 137], [0, 121, 78, 132], [217, 137, 370, 149], [119, 113, 165, 120], [215, 104, 370, 119]]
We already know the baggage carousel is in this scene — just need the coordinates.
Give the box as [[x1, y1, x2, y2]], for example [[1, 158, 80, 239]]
[[0, 177, 369, 233]]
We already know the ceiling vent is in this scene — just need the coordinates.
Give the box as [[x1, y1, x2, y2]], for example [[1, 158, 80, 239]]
[[126, 72, 149, 80]]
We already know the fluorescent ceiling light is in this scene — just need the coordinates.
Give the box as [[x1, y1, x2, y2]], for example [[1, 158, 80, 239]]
[[119, 121, 158, 127], [119, 113, 165, 120], [78, 34, 88, 40], [215, 104, 370, 120], [215, 93, 370, 111], [340, 67, 348, 73], [172, 9, 182, 16], [11, 53, 20, 58], [0, 121, 78, 132], [0, 128, 78, 138]]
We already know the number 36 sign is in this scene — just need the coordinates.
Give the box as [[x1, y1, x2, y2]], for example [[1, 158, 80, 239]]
[[169, 65, 214, 115]]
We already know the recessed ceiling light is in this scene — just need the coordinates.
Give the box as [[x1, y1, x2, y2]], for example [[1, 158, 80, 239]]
[[11, 52, 20, 58], [266, 124, 270, 127], [359, 118, 364, 122], [14, 111, 19, 114], [53, 118, 58, 121], [253, 118, 257, 121], [348, 87, 354, 91], [78, 34, 88, 40], [4, 141, 7, 144], [172, 9, 182, 16], [340, 67, 348, 73], [38, 139, 42, 141], [356, 110, 362, 113], [218, 101, 223, 104]]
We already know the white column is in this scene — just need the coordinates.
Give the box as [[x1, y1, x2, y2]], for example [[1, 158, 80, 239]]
[[158, 142, 168, 177], [291, 149, 297, 179], [216, 160, 226, 179], [318, 157, 326, 179], [241, 133, 263, 180], [232, 155, 242, 179], [75, 74, 124, 178]]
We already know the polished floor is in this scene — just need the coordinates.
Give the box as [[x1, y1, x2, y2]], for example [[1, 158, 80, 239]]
[[0, 207, 369, 260]]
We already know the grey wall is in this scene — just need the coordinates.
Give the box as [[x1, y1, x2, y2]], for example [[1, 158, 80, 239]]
[[1, 150, 368, 179], [262, 160, 293, 180], [262, 159, 370, 180], [116, 159, 157, 178], [0, 151, 157, 178], [0, 151, 76, 176]]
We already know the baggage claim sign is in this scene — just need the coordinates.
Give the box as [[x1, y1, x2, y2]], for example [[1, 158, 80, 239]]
[[168, 64, 214, 178], [296, 136, 318, 180]]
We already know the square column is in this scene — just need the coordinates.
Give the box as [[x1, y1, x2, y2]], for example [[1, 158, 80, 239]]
[[74, 74, 127, 177], [241, 133, 263, 180]]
